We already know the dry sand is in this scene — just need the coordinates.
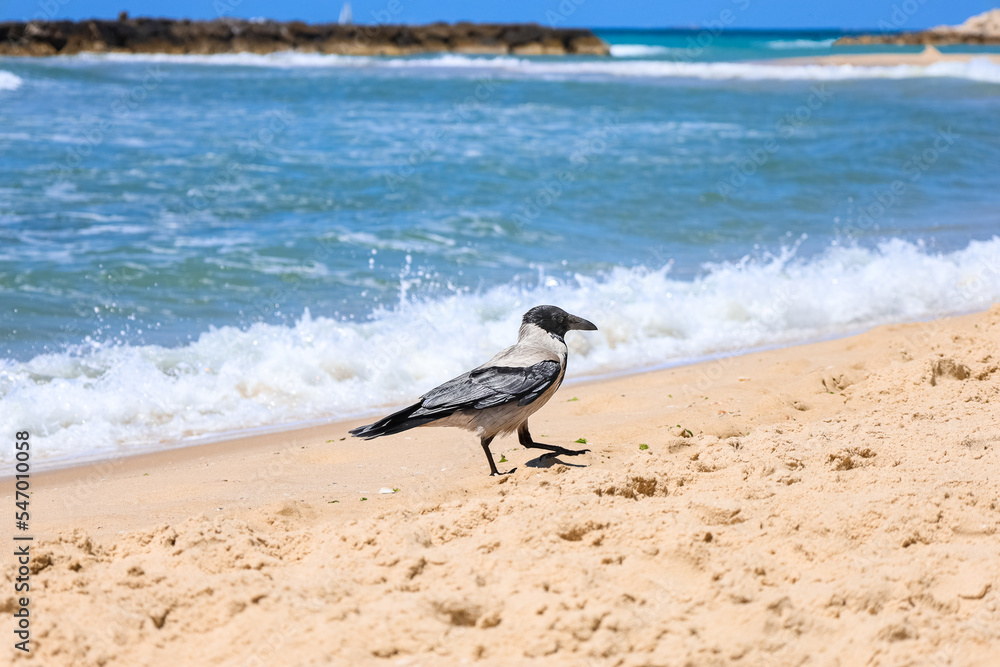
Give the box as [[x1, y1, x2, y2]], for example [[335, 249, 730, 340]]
[[772, 45, 1000, 67], [4, 305, 1000, 666]]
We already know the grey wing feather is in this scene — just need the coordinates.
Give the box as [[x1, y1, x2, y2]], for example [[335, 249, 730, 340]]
[[349, 359, 562, 440], [419, 360, 561, 413]]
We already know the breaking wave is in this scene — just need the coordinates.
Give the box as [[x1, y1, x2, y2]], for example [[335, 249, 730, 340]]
[[62, 51, 1000, 83], [2, 237, 999, 467], [0, 70, 23, 91], [608, 44, 679, 58], [763, 38, 836, 49]]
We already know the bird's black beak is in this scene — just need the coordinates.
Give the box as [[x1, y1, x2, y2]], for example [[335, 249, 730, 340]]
[[567, 313, 598, 331]]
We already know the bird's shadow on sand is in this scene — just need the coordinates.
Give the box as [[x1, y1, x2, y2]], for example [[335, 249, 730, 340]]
[[524, 454, 587, 470]]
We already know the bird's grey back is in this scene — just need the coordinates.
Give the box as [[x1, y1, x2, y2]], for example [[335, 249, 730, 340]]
[[348, 314, 581, 443], [477, 321, 567, 369]]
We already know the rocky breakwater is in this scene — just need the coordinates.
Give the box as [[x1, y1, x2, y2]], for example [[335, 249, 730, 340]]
[[836, 8, 1000, 46], [0, 17, 610, 57]]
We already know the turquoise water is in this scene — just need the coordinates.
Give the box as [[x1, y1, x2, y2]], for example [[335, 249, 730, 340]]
[[597, 28, 844, 61], [1, 31, 999, 465], [595, 28, 1000, 61]]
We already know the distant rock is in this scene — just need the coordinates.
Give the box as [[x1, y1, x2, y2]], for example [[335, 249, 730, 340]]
[[938, 8, 1000, 36], [0, 17, 610, 57], [836, 9, 1000, 46]]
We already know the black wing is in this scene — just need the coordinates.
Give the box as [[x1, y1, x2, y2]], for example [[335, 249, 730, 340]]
[[421, 360, 562, 411], [349, 360, 561, 440]]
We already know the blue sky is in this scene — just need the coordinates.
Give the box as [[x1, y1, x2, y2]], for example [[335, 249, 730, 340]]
[[2, 0, 997, 30]]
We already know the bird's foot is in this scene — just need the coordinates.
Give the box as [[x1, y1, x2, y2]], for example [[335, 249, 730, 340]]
[[526, 442, 589, 457], [489, 467, 517, 477], [540, 448, 589, 458]]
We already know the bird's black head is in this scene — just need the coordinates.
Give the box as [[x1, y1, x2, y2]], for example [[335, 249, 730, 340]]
[[521, 305, 598, 338]]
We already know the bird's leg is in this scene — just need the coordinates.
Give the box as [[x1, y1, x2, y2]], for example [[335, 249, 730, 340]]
[[517, 421, 533, 448], [480, 435, 503, 476], [517, 421, 589, 457]]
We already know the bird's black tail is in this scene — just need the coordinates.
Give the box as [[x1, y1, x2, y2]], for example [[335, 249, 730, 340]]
[[348, 401, 443, 440]]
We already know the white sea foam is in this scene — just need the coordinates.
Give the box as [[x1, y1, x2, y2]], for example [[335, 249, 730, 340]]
[[609, 44, 678, 58], [58, 51, 1000, 83], [0, 70, 23, 91], [74, 51, 370, 68], [763, 38, 836, 49], [478, 57, 1000, 83], [612, 40, 833, 57], [2, 237, 999, 467]]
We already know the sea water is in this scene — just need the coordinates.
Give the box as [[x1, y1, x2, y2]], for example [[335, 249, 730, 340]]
[[1, 31, 999, 466]]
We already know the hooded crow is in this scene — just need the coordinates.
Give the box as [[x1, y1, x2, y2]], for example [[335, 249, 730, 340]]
[[349, 305, 598, 476]]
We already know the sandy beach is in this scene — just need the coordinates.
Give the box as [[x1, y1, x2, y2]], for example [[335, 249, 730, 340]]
[[4, 304, 998, 665], [4, 7, 1000, 666]]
